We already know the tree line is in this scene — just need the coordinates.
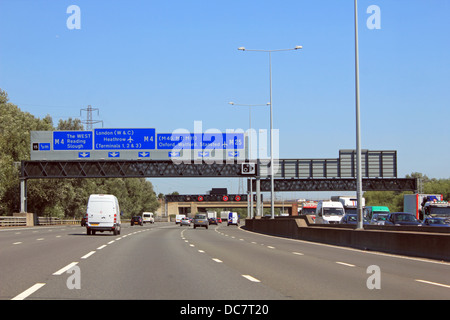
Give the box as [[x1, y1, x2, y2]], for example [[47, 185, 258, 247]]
[[0, 89, 159, 218]]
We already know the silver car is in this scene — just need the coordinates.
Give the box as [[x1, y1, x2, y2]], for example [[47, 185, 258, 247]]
[[180, 217, 191, 227], [193, 213, 208, 229]]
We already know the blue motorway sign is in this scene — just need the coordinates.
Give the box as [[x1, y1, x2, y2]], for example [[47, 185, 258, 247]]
[[157, 133, 244, 150], [94, 128, 156, 150], [53, 131, 93, 150]]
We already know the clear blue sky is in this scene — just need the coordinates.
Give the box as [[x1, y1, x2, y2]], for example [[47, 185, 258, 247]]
[[1, 0, 449, 196]]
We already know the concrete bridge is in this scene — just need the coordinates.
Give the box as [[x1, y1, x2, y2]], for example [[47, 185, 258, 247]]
[[164, 200, 299, 216]]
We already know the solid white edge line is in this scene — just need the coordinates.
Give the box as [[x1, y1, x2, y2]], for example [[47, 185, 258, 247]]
[[53, 262, 78, 275], [415, 279, 450, 289], [11, 283, 46, 300]]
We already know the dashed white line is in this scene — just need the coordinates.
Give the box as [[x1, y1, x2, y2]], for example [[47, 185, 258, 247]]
[[242, 275, 260, 282], [53, 262, 79, 275], [97, 245, 107, 250], [292, 252, 304, 256], [212, 258, 223, 263], [11, 283, 46, 300], [13, 242, 22, 245], [81, 251, 96, 259], [336, 261, 356, 267]]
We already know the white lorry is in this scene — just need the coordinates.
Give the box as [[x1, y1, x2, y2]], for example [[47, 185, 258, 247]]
[[331, 196, 365, 215], [207, 211, 217, 219], [85, 194, 121, 235], [404, 194, 444, 220], [314, 200, 345, 224], [220, 211, 229, 221]]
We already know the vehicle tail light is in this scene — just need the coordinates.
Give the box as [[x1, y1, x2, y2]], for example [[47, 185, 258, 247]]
[[114, 214, 117, 223]]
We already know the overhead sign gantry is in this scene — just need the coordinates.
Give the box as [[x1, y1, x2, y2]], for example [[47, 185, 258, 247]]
[[31, 129, 245, 161], [20, 129, 417, 214]]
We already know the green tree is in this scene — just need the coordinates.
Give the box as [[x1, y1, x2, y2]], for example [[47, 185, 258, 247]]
[[0, 89, 53, 214]]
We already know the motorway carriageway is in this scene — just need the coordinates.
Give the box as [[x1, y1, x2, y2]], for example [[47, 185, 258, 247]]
[[0, 222, 449, 300]]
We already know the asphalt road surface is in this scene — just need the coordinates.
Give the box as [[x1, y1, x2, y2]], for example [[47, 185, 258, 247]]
[[1, 222, 449, 300]]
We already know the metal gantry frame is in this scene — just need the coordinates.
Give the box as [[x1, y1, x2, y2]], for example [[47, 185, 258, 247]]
[[19, 150, 418, 215]]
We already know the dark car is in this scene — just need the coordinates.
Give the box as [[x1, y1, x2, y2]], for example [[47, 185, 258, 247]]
[[385, 212, 421, 226], [131, 216, 143, 226], [208, 217, 218, 225], [422, 217, 450, 227], [340, 213, 368, 225]]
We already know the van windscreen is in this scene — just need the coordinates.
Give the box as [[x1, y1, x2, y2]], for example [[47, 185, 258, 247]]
[[323, 208, 344, 216]]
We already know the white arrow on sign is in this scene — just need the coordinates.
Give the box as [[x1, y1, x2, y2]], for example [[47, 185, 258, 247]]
[[138, 152, 150, 157], [108, 152, 120, 157], [78, 152, 90, 158]]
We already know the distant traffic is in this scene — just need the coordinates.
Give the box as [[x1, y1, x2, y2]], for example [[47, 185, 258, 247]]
[[299, 194, 450, 227]]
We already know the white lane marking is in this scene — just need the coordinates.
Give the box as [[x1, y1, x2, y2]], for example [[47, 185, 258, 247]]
[[267, 246, 275, 249], [53, 262, 78, 275], [107, 240, 115, 244], [292, 252, 304, 256], [242, 275, 260, 282], [212, 258, 223, 263], [36, 238, 44, 241], [81, 251, 96, 259], [97, 245, 107, 250], [13, 242, 22, 245], [415, 279, 450, 289], [198, 250, 205, 253], [336, 261, 356, 267], [11, 283, 46, 300]]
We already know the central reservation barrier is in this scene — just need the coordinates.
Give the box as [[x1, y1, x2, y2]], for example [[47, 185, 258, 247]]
[[244, 217, 450, 262]]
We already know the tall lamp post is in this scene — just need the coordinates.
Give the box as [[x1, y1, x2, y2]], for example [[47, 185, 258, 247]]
[[229, 101, 270, 218], [238, 46, 302, 219], [354, 0, 364, 229]]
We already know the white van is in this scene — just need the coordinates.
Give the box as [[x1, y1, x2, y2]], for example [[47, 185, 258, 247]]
[[314, 200, 345, 224], [175, 214, 186, 224], [86, 194, 121, 235], [142, 212, 155, 224]]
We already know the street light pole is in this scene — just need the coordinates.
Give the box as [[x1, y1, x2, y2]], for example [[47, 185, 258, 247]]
[[238, 46, 302, 219], [354, 0, 364, 229], [229, 102, 270, 219]]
